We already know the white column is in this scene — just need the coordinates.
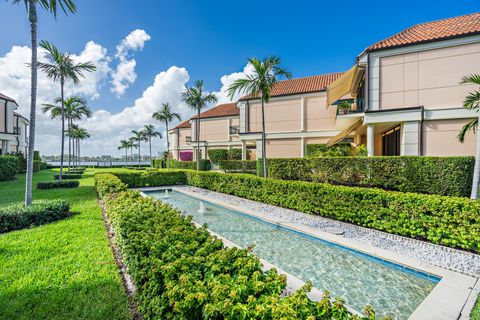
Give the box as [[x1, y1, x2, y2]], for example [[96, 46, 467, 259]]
[[300, 97, 305, 132], [255, 139, 263, 160], [241, 141, 247, 160], [367, 124, 375, 156]]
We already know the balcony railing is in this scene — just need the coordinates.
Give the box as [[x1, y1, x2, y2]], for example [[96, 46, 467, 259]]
[[186, 136, 191, 143], [229, 126, 240, 134], [335, 98, 365, 116]]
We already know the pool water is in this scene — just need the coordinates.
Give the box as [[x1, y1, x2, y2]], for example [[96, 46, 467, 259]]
[[146, 189, 438, 319]]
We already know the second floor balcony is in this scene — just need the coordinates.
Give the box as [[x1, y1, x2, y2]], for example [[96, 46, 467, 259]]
[[335, 98, 365, 116]]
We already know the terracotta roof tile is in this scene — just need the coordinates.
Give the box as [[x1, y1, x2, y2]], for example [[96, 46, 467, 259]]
[[239, 73, 344, 100], [191, 103, 239, 119], [367, 12, 480, 52], [174, 119, 191, 129], [0, 92, 17, 104]]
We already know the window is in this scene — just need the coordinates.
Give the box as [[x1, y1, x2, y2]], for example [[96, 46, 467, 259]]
[[229, 126, 240, 134], [185, 136, 191, 143], [382, 126, 400, 156]]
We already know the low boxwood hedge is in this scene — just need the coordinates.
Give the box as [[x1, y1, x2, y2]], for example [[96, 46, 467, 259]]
[[37, 180, 80, 189], [100, 186, 370, 319], [95, 173, 127, 198], [54, 173, 82, 180], [219, 160, 256, 173], [97, 170, 187, 188], [170, 159, 211, 171], [0, 156, 18, 181], [102, 170, 480, 252], [0, 199, 70, 233], [151, 158, 165, 168], [259, 156, 475, 197]]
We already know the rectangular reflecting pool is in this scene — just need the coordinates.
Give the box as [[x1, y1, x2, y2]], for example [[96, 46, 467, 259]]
[[146, 189, 439, 319]]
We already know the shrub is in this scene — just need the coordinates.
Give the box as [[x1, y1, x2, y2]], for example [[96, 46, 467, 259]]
[[0, 199, 70, 233], [0, 156, 18, 181], [99, 170, 187, 188], [305, 144, 367, 157], [228, 148, 243, 160], [102, 190, 368, 319], [184, 171, 480, 252], [54, 173, 82, 180], [151, 158, 165, 168], [207, 149, 228, 162], [33, 160, 48, 172], [179, 151, 193, 161], [33, 150, 41, 161], [219, 160, 256, 173], [37, 180, 80, 189], [261, 156, 475, 197], [95, 173, 128, 198], [170, 159, 210, 171]]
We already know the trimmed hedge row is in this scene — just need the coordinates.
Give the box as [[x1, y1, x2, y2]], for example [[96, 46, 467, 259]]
[[170, 159, 211, 171], [0, 199, 70, 233], [260, 156, 475, 197], [95, 173, 127, 198], [97, 170, 187, 188], [104, 170, 480, 252], [37, 180, 80, 189], [219, 160, 256, 173], [54, 173, 82, 180], [0, 156, 18, 181], [151, 158, 165, 168], [98, 177, 370, 319]]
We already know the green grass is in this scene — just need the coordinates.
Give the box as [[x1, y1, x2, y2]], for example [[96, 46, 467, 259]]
[[0, 169, 131, 320], [472, 295, 480, 320]]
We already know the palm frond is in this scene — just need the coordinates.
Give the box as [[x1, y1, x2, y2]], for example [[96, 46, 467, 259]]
[[457, 118, 478, 143]]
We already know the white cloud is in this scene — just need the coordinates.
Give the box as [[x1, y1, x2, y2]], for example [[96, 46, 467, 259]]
[[111, 29, 151, 97], [213, 63, 254, 104]]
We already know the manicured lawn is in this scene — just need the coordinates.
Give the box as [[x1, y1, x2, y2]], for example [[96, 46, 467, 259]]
[[472, 296, 480, 320], [0, 169, 131, 320]]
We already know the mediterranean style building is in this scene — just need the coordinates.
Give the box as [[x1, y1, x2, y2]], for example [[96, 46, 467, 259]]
[[0, 93, 29, 155], [169, 12, 480, 160]]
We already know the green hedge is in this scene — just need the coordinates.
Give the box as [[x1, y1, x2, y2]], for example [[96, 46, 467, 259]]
[[95, 173, 128, 198], [170, 159, 211, 171], [207, 149, 228, 162], [96, 170, 187, 189], [100, 186, 369, 319], [151, 158, 165, 168], [0, 156, 18, 181], [185, 171, 480, 252], [219, 160, 256, 173], [54, 173, 82, 180], [260, 156, 475, 197], [37, 180, 80, 189], [33, 160, 48, 172], [0, 199, 70, 233]]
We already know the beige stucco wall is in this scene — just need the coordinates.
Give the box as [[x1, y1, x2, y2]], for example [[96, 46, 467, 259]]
[[178, 128, 191, 147], [265, 138, 302, 158], [198, 118, 229, 141], [249, 99, 301, 133], [304, 95, 337, 131], [0, 103, 5, 132], [423, 119, 476, 156], [379, 42, 480, 109]]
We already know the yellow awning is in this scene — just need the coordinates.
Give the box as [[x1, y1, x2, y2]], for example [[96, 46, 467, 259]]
[[327, 119, 363, 147], [326, 65, 365, 106]]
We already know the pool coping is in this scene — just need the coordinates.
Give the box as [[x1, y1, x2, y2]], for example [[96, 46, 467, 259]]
[[140, 186, 478, 320]]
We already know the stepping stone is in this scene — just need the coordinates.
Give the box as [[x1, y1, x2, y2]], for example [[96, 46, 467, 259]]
[[324, 227, 344, 235]]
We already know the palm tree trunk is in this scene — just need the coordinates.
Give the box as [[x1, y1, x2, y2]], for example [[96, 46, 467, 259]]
[[125, 148, 128, 167], [149, 135, 152, 161], [166, 122, 170, 170], [260, 95, 267, 178], [25, 0, 37, 206], [68, 119, 71, 170], [71, 132, 75, 168], [59, 76, 65, 181], [196, 112, 200, 171], [77, 138, 80, 168], [138, 142, 141, 168], [471, 116, 480, 199]]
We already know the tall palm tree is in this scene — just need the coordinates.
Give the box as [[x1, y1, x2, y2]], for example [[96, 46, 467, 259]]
[[128, 137, 137, 166], [142, 124, 162, 161], [152, 103, 181, 169], [9, 0, 76, 206], [181, 80, 217, 170], [37, 40, 95, 180], [75, 127, 89, 166], [131, 130, 147, 167], [42, 96, 91, 169], [118, 139, 130, 167], [227, 56, 291, 177], [458, 74, 480, 199]]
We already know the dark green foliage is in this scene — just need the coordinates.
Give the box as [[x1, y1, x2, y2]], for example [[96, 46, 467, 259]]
[[185, 171, 480, 252], [228, 148, 243, 160], [306, 144, 367, 157], [262, 156, 475, 197], [37, 180, 80, 189], [94, 173, 128, 198], [33, 151, 41, 161], [219, 160, 257, 173], [102, 189, 370, 319], [151, 158, 165, 168], [96, 170, 187, 189], [0, 199, 70, 233], [0, 156, 18, 181], [54, 173, 82, 180], [207, 149, 228, 162], [170, 159, 211, 171], [33, 160, 48, 172]]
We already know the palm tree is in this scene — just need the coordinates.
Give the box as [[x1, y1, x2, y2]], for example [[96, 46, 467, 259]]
[[42, 96, 91, 169], [67, 124, 89, 167], [118, 139, 130, 167], [8, 0, 76, 206], [128, 137, 137, 166], [37, 40, 95, 180], [131, 130, 147, 167], [142, 124, 162, 161], [152, 103, 181, 169], [227, 56, 291, 177], [181, 80, 217, 170], [458, 74, 480, 199]]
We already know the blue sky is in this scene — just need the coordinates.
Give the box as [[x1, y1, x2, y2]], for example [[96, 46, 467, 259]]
[[0, 0, 478, 155]]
